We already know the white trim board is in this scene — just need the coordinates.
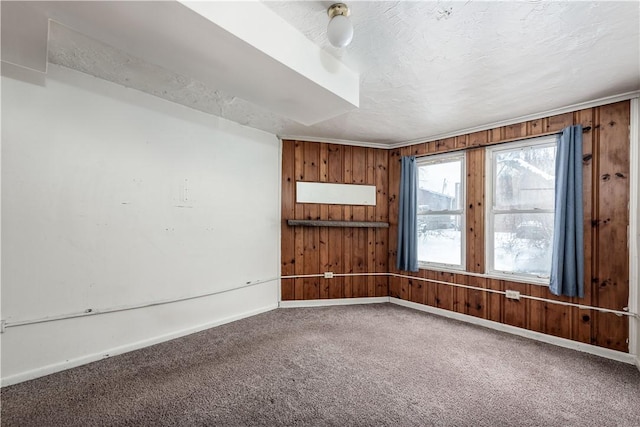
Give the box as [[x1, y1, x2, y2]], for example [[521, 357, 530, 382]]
[[389, 297, 635, 365], [1, 304, 278, 387], [5, 296, 635, 386], [388, 91, 640, 149], [277, 134, 390, 150], [629, 97, 639, 362], [277, 296, 635, 364]]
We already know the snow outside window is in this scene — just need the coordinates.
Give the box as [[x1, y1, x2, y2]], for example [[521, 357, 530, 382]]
[[486, 136, 557, 283], [416, 152, 465, 270]]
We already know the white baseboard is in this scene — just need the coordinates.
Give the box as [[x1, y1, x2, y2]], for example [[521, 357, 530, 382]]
[[389, 297, 636, 365], [279, 297, 390, 308], [5, 297, 635, 386], [1, 304, 278, 387]]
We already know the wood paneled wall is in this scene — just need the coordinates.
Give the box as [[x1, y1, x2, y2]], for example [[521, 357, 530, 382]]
[[388, 101, 631, 352], [281, 101, 631, 352], [281, 141, 389, 299]]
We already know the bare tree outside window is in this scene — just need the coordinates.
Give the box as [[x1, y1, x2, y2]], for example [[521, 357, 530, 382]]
[[416, 152, 465, 268], [488, 137, 557, 280]]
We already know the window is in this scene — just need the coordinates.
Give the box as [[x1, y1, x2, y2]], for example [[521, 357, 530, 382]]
[[416, 152, 465, 269], [486, 136, 557, 282]]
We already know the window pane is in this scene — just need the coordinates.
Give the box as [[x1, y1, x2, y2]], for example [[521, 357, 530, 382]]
[[418, 214, 462, 265], [494, 144, 556, 210], [418, 158, 463, 211], [492, 213, 554, 276], [417, 154, 464, 268]]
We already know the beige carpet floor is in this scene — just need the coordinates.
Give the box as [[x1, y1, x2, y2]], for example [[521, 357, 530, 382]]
[[2, 303, 639, 426]]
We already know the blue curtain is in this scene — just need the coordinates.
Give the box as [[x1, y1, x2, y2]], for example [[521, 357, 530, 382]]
[[397, 156, 419, 272], [549, 125, 584, 297]]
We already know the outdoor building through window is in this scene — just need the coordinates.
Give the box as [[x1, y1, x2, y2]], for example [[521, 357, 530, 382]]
[[486, 136, 557, 282], [416, 152, 465, 269]]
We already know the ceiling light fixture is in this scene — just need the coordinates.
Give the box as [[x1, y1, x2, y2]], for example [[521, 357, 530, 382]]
[[327, 3, 353, 48]]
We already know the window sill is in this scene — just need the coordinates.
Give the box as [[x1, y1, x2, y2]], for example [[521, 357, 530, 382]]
[[416, 264, 550, 286], [417, 263, 465, 275], [487, 271, 550, 286]]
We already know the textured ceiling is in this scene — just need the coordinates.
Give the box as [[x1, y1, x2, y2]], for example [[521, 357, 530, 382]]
[[41, 1, 640, 145]]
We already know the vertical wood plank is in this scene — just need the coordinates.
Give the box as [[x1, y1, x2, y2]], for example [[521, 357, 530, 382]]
[[590, 107, 601, 345], [542, 288, 571, 339], [318, 144, 330, 298], [455, 135, 468, 149], [489, 127, 503, 143], [594, 101, 630, 351], [387, 148, 401, 297], [467, 276, 487, 319], [435, 137, 456, 153], [546, 112, 574, 132], [376, 228, 389, 296], [410, 142, 427, 156], [327, 144, 344, 298], [487, 279, 503, 323], [528, 284, 546, 334], [574, 108, 595, 344], [503, 282, 527, 328], [424, 270, 437, 307], [293, 141, 305, 299], [375, 150, 389, 222], [366, 148, 376, 296], [343, 145, 353, 298], [399, 274, 409, 301], [468, 130, 488, 148], [504, 122, 526, 140], [366, 228, 375, 297], [354, 226, 367, 297], [466, 149, 485, 273], [435, 271, 454, 311], [303, 142, 320, 299], [427, 140, 437, 153], [389, 277, 400, 298], [281, 140, 296, 300], [526, 119, 544, 136], [351, 147, 367, 222], [350, 147, 367, 296], [453, 273, 468, 314], [376, 150, 389, 296], [410, 270, 426, 304], [294, 227, 305, 299]]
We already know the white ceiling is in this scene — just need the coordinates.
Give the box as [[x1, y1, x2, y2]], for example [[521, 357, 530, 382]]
[[3, 1, 640, 146]]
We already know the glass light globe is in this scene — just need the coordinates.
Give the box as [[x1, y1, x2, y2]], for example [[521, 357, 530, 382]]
[[327, 15, 354, 47]]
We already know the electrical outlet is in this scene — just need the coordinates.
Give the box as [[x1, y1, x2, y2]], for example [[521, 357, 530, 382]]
[[324, 272, 334, 279], [505, 290, 520, 300]]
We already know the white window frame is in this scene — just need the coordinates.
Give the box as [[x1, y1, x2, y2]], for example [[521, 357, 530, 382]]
[[485, 135, 557, 285], [416, 151, 466, 271]]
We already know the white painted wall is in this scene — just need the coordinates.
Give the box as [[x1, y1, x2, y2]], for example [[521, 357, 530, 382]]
[[1, 64, 280, 385]]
